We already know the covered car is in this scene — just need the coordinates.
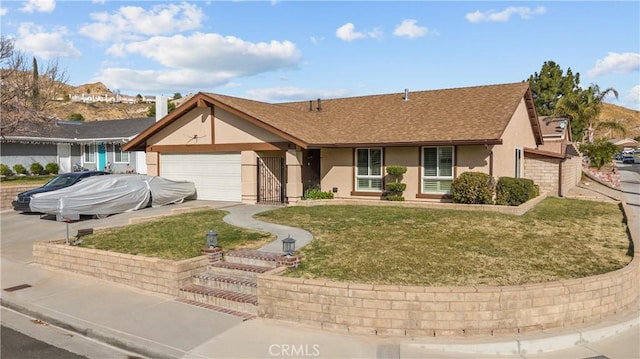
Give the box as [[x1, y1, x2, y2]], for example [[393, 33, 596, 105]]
[[29, 174, 196, 219], [12, 171, 109, 212]]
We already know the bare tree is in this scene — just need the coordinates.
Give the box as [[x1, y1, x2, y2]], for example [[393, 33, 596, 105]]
[[1, 36, 69, 137]]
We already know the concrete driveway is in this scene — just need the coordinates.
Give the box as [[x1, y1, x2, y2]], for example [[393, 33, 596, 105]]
[[0, 200, 239, 264]]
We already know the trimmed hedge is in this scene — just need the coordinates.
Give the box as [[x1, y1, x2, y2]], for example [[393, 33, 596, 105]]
[[30, 162, 44, 175], [12, 164, 27, 175], [495, 177, 539, 206], [304, 186, 334, 200], [0, 164, 11, 176], [451, 171, 495, 204], [45, 162, 60, 174]]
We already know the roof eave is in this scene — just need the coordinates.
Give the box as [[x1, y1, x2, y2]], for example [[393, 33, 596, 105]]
[[307, 139, 503, 148]]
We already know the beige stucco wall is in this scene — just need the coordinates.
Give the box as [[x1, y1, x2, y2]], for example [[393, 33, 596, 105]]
[[492, 99, 538, 179], [561, 155, 582, 197], [215, 107, 284, 144], [145, 151, 159, 176], [241, 151, 258, 203], [320, 148, 353, 198], [456, 145, 491, 175], [149, 108, 212, 146]]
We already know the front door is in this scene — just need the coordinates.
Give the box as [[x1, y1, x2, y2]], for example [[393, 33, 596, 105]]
[[57, 143, 71, 173], [302, 149, 321, 193], [98, 144, 107, 171]]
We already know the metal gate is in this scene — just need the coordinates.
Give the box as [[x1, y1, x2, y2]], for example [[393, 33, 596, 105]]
[[257, 157, 286, 204]]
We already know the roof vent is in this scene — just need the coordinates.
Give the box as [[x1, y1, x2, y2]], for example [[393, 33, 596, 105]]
[[309, 100, 313, 112], [317, 98, 322, 111], [403, 88, 409, 101]]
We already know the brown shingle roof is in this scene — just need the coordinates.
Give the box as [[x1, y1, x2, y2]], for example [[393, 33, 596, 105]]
[[124, 82, 540, 151]]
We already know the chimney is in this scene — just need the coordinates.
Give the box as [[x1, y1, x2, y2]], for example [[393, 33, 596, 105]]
[[317, 98, 322, 111], [156, 95, 168, 122], [403, 88, 409, 101]]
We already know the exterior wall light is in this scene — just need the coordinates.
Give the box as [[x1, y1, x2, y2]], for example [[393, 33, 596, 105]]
[[282, 235, 296, 256], [206, 230, 218, 248]]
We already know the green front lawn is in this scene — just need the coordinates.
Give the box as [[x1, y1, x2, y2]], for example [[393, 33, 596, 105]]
[[78, 210, 274, 260], [77, 198, 632, 286], [0, 175, 55, 186], [255, 198, 632, 286]]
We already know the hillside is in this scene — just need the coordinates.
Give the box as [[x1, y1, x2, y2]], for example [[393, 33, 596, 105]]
[[51, 101, 150, 121], [598, 103, 640, 140]]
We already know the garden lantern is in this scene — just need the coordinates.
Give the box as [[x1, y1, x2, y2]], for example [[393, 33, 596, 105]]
[[206, 230, 218, 248], [282, 235, 296, 256]]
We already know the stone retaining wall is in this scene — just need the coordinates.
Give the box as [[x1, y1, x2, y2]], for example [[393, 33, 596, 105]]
[[33, 240, 209, 296], [257, 203, 639, 337], [0, 185, 36, 210]]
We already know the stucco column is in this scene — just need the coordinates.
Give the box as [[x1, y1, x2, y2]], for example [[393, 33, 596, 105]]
[[286, 149, 303, 204], [241, 151, 258, 204], [145, 152, 159, 176]]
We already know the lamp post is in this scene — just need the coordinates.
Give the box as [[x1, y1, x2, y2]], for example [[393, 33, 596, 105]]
[[206, 230, 218, 249], [282, 235, 296, 256]]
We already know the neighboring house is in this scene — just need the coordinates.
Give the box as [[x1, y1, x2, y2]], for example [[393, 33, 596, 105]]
[[1, 117, 156, 174], [124, 82, 577, 204], [609, 138, 639, 150], [523, 116, 582, 197]]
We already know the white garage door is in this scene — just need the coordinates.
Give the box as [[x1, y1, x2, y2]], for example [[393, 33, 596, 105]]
[[160, 153, 241, 202]]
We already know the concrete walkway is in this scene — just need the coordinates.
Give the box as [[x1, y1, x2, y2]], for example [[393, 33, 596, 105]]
[[1, 189, 639, 358], [221, 204, 313, 253]]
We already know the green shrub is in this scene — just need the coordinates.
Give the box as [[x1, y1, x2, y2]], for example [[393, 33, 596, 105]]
[[303, 186, 334, 200], [386, 194, 405, 201], [495, 177, 538, 206], [45, 162, 60, 174], [68, 113, 85, 121], [451, 171, 495, 204], [385, 182, 406, 193], [579, 139, 619, 169], [385, 165, 407, 201], [29, 162, 44, 175], [0, 164, 12, 176], [386, 165, 407, 177], [12, 164, 27, 175]]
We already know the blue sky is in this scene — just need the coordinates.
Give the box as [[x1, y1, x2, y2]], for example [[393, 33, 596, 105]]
[[1, 1, 639, 110]]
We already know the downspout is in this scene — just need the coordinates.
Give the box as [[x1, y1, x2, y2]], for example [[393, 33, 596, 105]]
[[558, 160, 563, 197]]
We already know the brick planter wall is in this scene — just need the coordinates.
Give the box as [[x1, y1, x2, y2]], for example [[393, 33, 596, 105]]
[[0, 185, 37, 210], [33, 240, 209, 296], [258, 203, 639, 337]]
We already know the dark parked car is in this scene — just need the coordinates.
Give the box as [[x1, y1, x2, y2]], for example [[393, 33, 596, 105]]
[[12, 171, 108, 212]]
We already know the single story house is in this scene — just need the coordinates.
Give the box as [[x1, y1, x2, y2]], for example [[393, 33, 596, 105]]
[[1, 117, 155, 174], [124, 82, 578, 204], [523, 116, 582, 197]]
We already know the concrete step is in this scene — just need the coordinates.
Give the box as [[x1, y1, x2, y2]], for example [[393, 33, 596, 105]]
[[176, 298, 255, 321], [207, 261, 273, 279], [192, 272, 257, 295], [178, 284, 258, 315], [224, 249, 282, 268]]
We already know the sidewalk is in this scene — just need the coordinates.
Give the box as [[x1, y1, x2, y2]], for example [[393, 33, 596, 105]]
[[2, 198, 639, 358]]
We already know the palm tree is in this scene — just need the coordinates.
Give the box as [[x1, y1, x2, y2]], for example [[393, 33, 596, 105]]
[[554, 85, 626, 143]]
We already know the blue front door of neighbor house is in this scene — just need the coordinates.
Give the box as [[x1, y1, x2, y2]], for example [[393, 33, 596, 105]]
[[98, 144, 107, 170]]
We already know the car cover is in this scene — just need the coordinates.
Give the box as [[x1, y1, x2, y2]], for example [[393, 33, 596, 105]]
[[29, 174, 196, 217]]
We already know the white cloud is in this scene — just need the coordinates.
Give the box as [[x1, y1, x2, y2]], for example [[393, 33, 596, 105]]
[[393, 19, 432, 38], [20, 0, 55, 13], [465, 6, 546, 23], [95, 33, 302, 94], [624, 85, 640, 110], [336, 23, 367, 42], [0, 7, 7, 16], [121, 33, 301, 74], [587, 52, 640, 77], [244, 87, 349, 102], [92, 0, 106, 4], [14, 23, 81, 59], [79, 2, 205, 42], [94, 67, 236, 94]]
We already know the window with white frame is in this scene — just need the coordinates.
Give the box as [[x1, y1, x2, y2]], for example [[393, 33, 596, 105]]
[[83, 143, 96, 163], [113, 144, 129, 163], [355, 148, 383, 191], [422, 146, 454, 194], [515, 148, 522, 178]]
